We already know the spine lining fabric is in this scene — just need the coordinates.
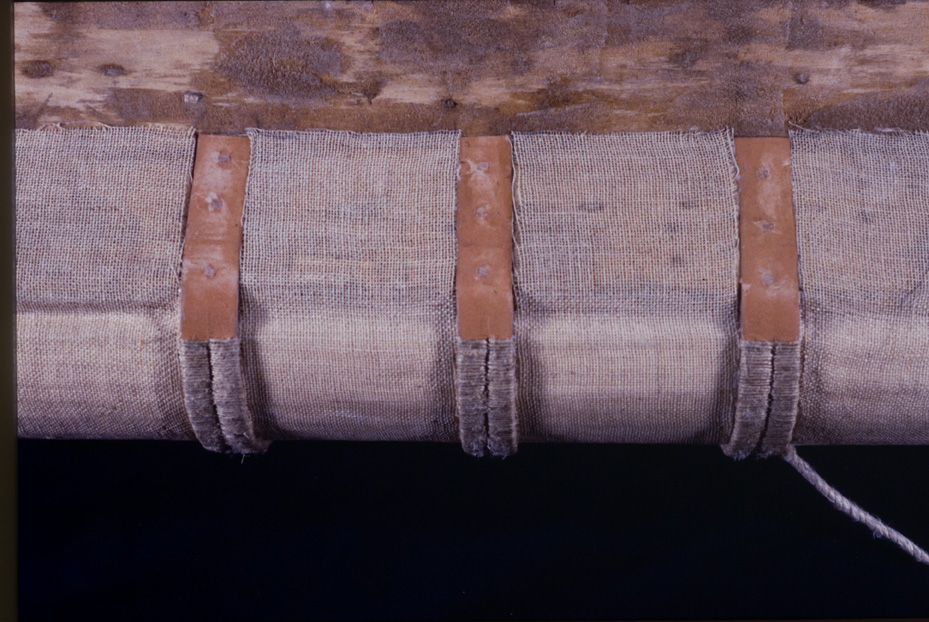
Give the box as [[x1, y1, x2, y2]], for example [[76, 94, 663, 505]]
[[13, 127, 929, 450], [510, 130, 741, 445], [791, 130, 929, 445], [16, 125, 929, 566]]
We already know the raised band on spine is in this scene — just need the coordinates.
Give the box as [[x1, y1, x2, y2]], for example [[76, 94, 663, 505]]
[[179, 339, 227, 452], [179, 135, 268, 454], [456, 338, 488, 457], [486, 338, 517, 457], [758, 341, 801, 457], [722, 340, 773, 459], [726, 137, 802, 458], [455, 137, 517, 457], [209, 337, 270, 454]]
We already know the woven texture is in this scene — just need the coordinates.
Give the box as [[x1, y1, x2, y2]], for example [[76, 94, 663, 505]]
[[759, 341, 801, 456], [723, 340, 801, 458], [722, 340, 772, 459], [16, 126, 196, 439], [180, 340, 225, 451], [455, 337, 518, 456], [792, 130, 929, 444], [456, 339, 488, 456], [240, 129, 460, 441], [486, 338, 518, 455], [180, 338, 269, 453], [210, 338, 270, 453], [511, 131, 740, 443]]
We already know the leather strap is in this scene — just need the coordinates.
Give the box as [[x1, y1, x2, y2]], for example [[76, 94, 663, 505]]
[[724, 137, 802, 459], [455, 136, 518, 458], [456, 136, 514, 341], [178, 135, 268, 455], [735, 137, 801, 342], [180, 135, 251, 341]]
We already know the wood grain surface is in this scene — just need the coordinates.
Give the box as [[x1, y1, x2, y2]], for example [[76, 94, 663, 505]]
[[14, 1, 929, 136]]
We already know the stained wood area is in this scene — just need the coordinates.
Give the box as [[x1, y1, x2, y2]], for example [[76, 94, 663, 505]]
[[14, 1, 929, 136]]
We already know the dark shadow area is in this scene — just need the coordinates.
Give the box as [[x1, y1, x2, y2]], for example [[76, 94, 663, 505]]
[[18, 440, 929, 619]]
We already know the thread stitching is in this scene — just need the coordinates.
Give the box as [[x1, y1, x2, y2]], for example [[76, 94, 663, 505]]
[[456, 337, 518, 457], [486, 337, 518, 457], [209, 337, 270, 454]]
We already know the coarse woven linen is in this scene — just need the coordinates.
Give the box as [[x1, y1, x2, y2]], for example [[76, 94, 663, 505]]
[[210, 337, 270, 453], [16, 126, 197, 440], [511, 131, 740, 443], [180, 339, 225, 451], [240, 129, 461, 441], [791, 130, 929, 444]]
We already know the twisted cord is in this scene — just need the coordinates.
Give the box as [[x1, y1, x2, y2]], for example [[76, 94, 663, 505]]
[[782, 446, 929, 566]]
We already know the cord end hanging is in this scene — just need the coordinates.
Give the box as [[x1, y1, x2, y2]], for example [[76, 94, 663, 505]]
[[782, 446, 929, 566]]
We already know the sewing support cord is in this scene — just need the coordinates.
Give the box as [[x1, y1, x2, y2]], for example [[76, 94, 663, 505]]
[[782, 446, 929, 565]]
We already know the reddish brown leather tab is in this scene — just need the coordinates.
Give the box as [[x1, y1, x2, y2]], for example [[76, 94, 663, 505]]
[[736, 137, 801, 342], [180, 135, 250, 341], [457, 136, 514, 341]]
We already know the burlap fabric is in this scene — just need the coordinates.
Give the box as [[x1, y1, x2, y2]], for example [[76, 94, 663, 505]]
[[791, 130, 929, 444], [17, 126, 929, 448], [510, 131, 740, 443], [239, 130, 461, 441], [16, 126, 197, 439]]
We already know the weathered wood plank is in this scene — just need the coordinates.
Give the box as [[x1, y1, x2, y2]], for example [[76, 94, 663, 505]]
[[14, 0, 929, 136]]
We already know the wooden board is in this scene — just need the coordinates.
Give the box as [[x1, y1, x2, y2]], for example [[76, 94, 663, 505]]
[[14, 1, 929, 136]]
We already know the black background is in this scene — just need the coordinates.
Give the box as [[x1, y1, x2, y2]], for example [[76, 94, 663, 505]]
[[18, 439, 929, 619]]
